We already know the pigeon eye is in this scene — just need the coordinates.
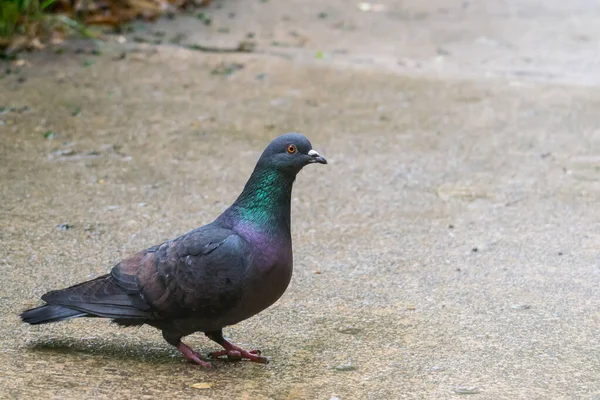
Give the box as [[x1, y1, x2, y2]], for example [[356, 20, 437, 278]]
[[286, 144, 297, 154]]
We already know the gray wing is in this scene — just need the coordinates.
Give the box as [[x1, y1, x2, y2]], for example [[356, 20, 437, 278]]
[[111, 223, 250, 320]]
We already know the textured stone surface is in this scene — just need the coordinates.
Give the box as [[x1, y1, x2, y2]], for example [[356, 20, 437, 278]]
[[1, 0, 599, 398]]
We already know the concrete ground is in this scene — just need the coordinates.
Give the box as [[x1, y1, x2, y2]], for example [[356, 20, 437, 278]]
[[1, 0, 599, 399]]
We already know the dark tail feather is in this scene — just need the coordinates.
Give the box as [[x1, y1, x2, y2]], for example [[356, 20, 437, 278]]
[[20, 304, 88, 325], [21, 275, 153, 325]]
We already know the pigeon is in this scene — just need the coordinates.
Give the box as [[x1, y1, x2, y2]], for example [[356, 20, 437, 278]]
[[20, 132, 327, 368]]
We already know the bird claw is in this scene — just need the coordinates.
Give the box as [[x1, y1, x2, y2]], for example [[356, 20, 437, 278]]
[[208, 347, 268, 364], [176, 341, 214, 368], [186, 353, 215, 368]]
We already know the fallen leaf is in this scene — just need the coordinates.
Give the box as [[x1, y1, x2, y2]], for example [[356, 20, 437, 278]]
[[189, 382, 213, 389], [30, 38, 45, 50]]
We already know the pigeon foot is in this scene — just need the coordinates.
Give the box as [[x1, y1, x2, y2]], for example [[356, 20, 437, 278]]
[[205, 330, 269, 363], [177, 341, 214, 368], [208, 345, 268, 363]]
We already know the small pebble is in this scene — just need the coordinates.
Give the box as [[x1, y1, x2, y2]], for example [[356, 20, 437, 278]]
[[335, 364, 357, 372], [336, 327, 361, 335], [453, 387, 480, 395], [511, 304, 531, 310]]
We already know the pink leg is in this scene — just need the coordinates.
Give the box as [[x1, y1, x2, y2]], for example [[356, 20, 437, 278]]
[[176, 342, 214, 368], [206, 331, 269, 364]]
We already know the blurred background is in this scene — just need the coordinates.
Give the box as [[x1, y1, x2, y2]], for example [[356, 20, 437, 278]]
[[1, 1, 599, 399]]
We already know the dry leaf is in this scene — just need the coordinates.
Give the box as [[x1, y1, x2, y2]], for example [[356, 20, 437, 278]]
[[1, 0, 194, 52], [13, 59, 28, 67], [30, 38, 45, 50], [189, 382, 213, 389]]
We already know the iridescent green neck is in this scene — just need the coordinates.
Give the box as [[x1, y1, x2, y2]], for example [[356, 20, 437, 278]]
[[226, 167, 295, 230]]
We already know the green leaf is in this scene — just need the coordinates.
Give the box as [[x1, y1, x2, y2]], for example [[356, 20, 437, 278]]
[[41, 0, 57, 10]]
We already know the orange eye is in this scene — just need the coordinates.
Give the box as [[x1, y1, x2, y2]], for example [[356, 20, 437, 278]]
[[287, 144, 297, 154]]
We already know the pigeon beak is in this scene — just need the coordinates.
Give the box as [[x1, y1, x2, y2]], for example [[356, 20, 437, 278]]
[[307, 149, 327, 164]]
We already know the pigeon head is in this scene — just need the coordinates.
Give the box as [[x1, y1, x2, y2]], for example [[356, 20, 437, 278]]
[[225, 132, 327, 228], [256, 132, 327, 175]]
